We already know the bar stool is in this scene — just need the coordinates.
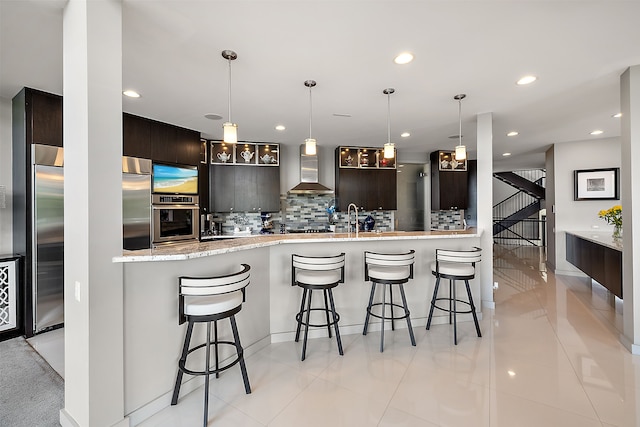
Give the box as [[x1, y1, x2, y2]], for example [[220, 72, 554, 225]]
[[171, 264, 251, 427], [426, 247, 482, 345], [292, 253, 346, 361], [363, 250, 416, 352]]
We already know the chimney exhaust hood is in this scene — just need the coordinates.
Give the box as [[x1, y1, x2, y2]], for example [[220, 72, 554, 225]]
[[288, 145, 334, 195]]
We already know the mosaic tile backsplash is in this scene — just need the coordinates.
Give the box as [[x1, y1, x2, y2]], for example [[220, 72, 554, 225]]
[[430, 209, 465, 230], [212, 194, 393, 234]]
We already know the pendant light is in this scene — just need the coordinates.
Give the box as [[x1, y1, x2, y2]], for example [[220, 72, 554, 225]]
[[304, 80, 317, 155], [383, 88, 396, 159], [222, 50, 238, 144], [454, 94, 467, 161]]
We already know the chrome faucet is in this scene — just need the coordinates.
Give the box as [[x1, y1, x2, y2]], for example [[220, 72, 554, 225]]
[[347, 203, 359, 238]]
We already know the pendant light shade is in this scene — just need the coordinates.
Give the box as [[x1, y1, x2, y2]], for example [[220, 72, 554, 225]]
[[383, 88, 395, 159], [454, 94, 466, 161], [304, 80, 317, 155], [222, 50, 238, 143]]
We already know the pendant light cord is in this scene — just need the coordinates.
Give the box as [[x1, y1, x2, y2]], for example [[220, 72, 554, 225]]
[[458, 98, 462, 148], [308, 86, 313, 139], [387, 92, 391, 144], [227, 57, 232, 123]]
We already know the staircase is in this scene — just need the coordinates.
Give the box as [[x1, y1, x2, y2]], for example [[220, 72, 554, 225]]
[[493, 170, 545, 246]]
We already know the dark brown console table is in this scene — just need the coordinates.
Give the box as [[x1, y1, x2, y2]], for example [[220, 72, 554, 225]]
[[566, 232, 622, 299]]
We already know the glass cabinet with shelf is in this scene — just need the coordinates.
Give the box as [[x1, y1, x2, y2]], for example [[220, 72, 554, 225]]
[[337, 146, 396, 169], [209, 141, 279, 166]]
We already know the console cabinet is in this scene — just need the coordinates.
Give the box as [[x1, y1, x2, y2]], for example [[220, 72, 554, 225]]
[[566, 233, 622, 298]]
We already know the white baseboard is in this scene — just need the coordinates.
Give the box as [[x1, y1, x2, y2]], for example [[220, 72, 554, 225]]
[[60, 409, 130, 427]]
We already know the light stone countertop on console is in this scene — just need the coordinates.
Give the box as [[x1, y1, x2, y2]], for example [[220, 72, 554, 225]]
[[113, 229, 481, 263], [565, 230, 623, 251]]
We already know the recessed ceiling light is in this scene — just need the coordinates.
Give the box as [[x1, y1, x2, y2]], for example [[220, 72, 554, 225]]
[[401, 132, 410, 138], [503, 152, 511, 157], [590, 130, 604, 135], [123, 90, 141, 98], [204, 113, 223, 120], [612, 113, 622, 118], [516, 75, 537, 85], [507, 370, 516, 377], [507, 131, 519, 137], [394, 52, 414, 65], [275, 125, 286, 131]]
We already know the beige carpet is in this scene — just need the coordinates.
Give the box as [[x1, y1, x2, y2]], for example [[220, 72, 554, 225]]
[[0, 336, 64, 426]]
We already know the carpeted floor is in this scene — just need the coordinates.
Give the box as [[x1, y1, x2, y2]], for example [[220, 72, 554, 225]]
[[0, 336, 64, 426]]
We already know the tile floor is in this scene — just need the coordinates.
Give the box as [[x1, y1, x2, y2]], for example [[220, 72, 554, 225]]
[[30, 245, 640, 426]]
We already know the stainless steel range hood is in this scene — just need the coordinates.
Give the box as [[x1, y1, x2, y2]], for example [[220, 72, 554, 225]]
[[288, 145, 334, 195]]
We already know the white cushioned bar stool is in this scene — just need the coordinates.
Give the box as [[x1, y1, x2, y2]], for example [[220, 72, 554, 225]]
[[427, 247, 482, 345], [292, 253, 346, 361], [363, 250, 416, 352], [171, 264, 251, 427]]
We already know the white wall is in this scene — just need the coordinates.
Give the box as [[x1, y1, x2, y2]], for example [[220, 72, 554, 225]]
[[0, 97, 12, 254], [548, 137, 621, 273]]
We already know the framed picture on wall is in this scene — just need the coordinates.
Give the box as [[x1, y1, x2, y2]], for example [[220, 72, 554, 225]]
[[574, 168, 620, 200]]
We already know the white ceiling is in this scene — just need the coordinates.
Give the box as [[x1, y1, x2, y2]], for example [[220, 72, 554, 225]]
[[2, 0, 640, 170]]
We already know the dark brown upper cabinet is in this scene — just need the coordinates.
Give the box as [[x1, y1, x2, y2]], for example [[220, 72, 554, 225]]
[[15, 87, 63, 148], [123, 113, 200, 166], [335, 147, 397, 212], [430, 150, 468, 210]]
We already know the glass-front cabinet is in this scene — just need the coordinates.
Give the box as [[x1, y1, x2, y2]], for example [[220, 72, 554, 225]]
[[210, 141, 279, 166], [338, 146, 396, 169]]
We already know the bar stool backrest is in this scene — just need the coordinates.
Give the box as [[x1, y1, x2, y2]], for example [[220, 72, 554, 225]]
[[435, 247, 482, 265], [364, 250, 415, 280], [178, 264, 251, 323], [291, 253, 346, 285]]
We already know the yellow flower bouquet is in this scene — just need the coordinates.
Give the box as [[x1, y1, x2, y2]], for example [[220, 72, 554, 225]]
[[598, 205, 622, 238]]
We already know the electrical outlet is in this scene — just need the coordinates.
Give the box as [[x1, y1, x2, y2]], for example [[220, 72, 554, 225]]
[[493, 281, 499, 290], [75, 281, 81, 302]]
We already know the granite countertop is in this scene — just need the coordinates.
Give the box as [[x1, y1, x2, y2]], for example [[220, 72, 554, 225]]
[[114, 228, 481, 263], [565, 230, 623, 251]]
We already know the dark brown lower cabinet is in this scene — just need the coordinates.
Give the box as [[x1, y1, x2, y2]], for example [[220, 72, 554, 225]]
[[566, 233, 622, 298]]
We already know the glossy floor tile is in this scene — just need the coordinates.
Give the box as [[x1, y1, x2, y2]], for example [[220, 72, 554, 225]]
[[33, 245, 640, 426], [26, 326, 64, 378]]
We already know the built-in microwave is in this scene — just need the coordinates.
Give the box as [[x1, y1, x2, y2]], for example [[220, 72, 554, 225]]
[[152, 194, 199, 244]]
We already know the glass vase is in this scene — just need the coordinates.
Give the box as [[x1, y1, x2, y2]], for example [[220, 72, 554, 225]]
[[613, 224, 622, 240]]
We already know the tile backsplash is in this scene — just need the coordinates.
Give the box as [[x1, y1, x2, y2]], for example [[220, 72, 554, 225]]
[[430, 209, 465, 230], [212, 193, 394, 233]]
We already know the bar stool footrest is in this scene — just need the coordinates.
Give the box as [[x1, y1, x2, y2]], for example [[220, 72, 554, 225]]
[[296, 308, 340, 328], [366, 302, 411, 321], [431, 297, 474, 315], [178, 341, 244, 377]]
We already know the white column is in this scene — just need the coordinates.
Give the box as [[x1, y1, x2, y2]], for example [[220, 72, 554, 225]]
[[620, 66, 640, 354], [61, 1, 127, 426], [477, 113, 494, 308]]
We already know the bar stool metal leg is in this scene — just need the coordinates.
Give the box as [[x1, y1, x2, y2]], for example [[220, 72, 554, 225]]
[[452, 279, 458, 345], [426, 277, 441, 330], [327, 289, 343, 355], [301, 288, 313, 361], [214, 320, 219, 379], [380, 283, 386, 352], [398, 284, 416, 346], [323, 289, 332, 338], [465, 280, 482, 337], [230, 315, 251, 394], [363, 282, 376, 336], [389, 286, 395, 331], [203, 321, 211, 427], [295, 288, 308, 342], [171, 320, 194, 405]]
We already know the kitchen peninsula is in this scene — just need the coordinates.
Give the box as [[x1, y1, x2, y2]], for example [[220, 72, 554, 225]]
[[114, 229, 483, 422]]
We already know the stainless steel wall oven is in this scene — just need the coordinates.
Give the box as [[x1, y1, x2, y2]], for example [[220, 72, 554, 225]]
[[152, 194, 199, 244]]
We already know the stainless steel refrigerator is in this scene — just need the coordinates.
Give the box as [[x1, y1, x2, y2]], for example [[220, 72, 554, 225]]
[[122, 157, 152, 250], [31, 144, 64, 334]]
